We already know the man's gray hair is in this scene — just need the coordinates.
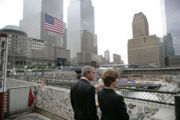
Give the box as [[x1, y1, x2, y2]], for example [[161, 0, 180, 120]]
[[81, 65, 94, 76]]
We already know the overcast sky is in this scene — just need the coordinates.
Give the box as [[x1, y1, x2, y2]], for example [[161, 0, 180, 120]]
[[0, 0, 163, 63]]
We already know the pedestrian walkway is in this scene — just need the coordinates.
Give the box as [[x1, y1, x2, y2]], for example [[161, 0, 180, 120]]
[[6, 113, 51, 120]]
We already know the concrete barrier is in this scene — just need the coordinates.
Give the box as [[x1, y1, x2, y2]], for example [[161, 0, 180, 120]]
[[35, 86, 74, 120]]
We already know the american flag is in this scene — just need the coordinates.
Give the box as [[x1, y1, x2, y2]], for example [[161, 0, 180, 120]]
[[45, 14, 64, 34]]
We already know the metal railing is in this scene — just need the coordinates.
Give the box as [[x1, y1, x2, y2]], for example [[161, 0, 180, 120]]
[[117, 87, 180, 106], [7, 76, 179, 106]]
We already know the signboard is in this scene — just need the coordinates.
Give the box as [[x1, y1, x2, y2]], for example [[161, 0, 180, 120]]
[[0, 34, 8, 92], [57, 58, 67, 65]]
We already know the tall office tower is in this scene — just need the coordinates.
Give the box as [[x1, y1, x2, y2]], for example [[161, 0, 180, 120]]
[[161, 0, 180, 55], [163, 33, 175, 57], [67, 0, 97, 62], [20, 0, 64, 47], [132, 12, 149, 38], [104, 50, 110, 63], [128, 12, 162, 67]]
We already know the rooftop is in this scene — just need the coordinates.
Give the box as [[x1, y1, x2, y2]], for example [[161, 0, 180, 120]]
[[1, 25, 27, 35]]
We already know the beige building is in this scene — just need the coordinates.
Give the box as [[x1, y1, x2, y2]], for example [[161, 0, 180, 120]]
[[128, 35, 161, 67], [132, 12, 149, 38], [128, 12, 162, 67]]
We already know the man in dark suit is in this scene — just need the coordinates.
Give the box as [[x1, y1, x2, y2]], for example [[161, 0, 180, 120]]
[[70, 66, 102, 120]]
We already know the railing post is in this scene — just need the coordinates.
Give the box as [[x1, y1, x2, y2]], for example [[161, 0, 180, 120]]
[[0, 92, 5, 120], [175, 95, 180, 120]]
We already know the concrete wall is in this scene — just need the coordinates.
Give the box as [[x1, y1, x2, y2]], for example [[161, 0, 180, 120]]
[[6, 79, 37, 88], [36, 86, 74, 120], [36, 85, 175, 120], [6, 79, 37, 116], [125, 99, 175, 120], [8, 86, 36, 116]]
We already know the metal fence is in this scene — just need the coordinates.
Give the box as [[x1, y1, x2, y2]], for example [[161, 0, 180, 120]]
[[117, 87, 180, 106], [7, 76, 179, 106], [6, 79, 180, 119]]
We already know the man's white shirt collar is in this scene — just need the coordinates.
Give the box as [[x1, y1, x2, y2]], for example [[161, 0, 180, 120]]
[[81, 77, 89, 82]]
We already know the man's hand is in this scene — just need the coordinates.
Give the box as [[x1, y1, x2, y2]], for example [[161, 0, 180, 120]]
[[94, 84, 104, 90], [96, 104, 99, 108]]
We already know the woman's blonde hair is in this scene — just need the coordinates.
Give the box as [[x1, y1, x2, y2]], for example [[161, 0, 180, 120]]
[[102, 69, 120, 87]]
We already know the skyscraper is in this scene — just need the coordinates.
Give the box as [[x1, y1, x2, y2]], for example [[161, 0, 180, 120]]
[[67, 0, 97, 62], [161, 0, 180, 55], [128, 12, 162, 67], [163, 33, 175, 57], [132, 12, 149, 38], [20, 0, 64, 47]]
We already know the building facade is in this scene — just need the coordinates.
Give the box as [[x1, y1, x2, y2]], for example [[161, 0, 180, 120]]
[[161, 0, 180, 55], [128, 35, 162, 67], [167, 56, 180, 67], [113, 54, 121, 64], [67, 0, 97, 64], [0, 25, 70, 68], [77, 52, 91, 65], [163, 33, 175, 57], [128, 12, 162, 67], [31, 38, 70, 66], [104, 50, 110, 63], [132, 12, 149, 39], [20, 0, 65, 47], [0, 26, 32, 68]]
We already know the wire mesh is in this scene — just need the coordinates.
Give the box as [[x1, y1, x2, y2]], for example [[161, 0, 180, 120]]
[[116, 87, 178, 105]]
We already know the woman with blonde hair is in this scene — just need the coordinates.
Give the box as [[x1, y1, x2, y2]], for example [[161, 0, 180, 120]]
[[98, 69, 129, 120]]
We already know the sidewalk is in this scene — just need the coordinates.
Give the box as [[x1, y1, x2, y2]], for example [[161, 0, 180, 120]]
[[6, 113, 51, 120]]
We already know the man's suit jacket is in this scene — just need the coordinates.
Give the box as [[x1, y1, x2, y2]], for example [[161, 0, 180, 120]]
[[98, 88, 129, 120], [70, 78, 99, 120]]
